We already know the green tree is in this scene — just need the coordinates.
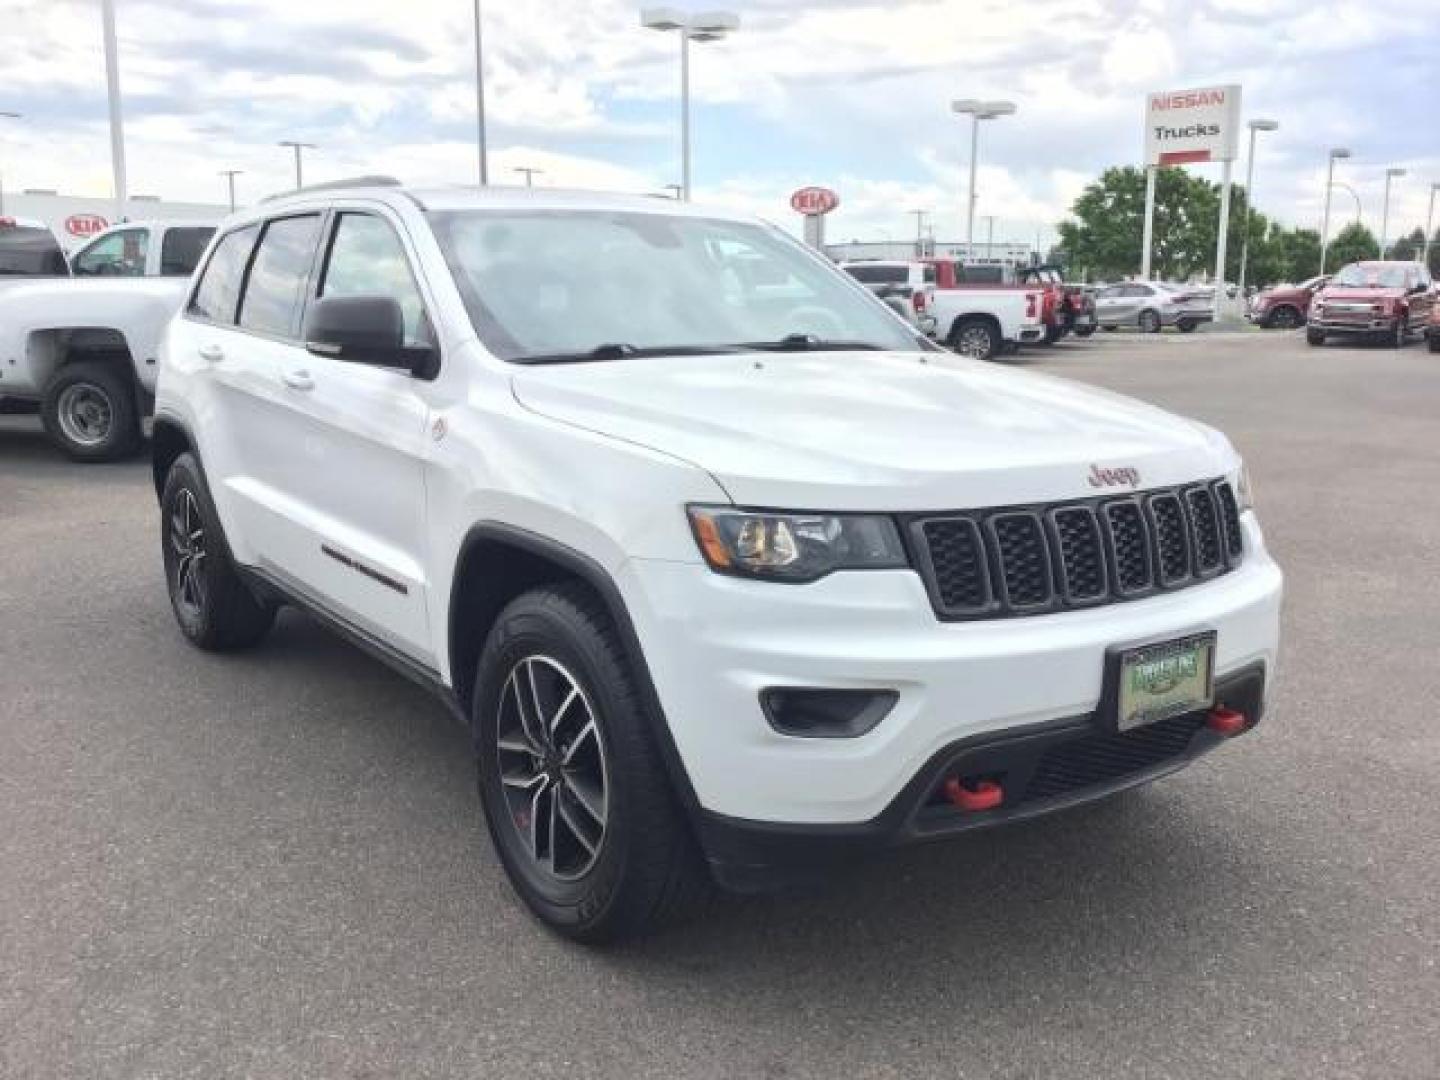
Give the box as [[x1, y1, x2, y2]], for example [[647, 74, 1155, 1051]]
[[1386, 227, 1425, 261], [1057, 166, 1222, 281], [1325, 220, 1380, 271], [1276, 227, 1322, 283]]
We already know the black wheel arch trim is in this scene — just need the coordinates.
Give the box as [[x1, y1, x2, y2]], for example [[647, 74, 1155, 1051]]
[[450, 521, 705, 818]]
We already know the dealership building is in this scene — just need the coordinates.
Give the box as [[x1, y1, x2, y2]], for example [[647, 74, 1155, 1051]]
[[825, 239, 1037, 266], [3, 189, 227, 250]]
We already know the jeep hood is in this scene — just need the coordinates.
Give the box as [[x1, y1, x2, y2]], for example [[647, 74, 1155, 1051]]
[[510, 352, 1236, 511]]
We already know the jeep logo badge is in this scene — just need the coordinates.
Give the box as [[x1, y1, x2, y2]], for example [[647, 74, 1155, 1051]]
[[1088, 464, 1141, 489]]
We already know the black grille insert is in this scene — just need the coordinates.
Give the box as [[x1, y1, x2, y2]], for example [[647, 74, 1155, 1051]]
[[912, 480, 1241, 620], [1019, 713, 1207, 804]]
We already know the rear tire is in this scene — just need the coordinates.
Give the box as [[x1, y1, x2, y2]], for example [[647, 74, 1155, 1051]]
[[160, 453, 277, 651], [1429, 332, 1440, 354], [1100, 325, 1117, 332], [1176, 319, 1197, 333], [1074, 325, 1096, 338], [474, 583, 708, 944], [40, 359, 142, 462], [1306, 328, 1325, 347], [1138, 309, 1162, 334], [949, 317, 1001, 361]]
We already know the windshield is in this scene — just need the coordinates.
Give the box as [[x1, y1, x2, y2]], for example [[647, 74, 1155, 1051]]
[[429, 210, 921, 362], [1330, 264, 1407, 289], [0, 226, 68, 277]]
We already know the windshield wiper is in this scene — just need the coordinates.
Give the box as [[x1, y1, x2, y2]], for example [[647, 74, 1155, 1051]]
[[738, 333, 887, 352], [511, 342, 755, 365]]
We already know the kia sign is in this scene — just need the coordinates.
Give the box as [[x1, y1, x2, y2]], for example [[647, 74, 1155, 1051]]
[[1144, 84, 1241, 165], [790, 187, 839, 217], [65, 213, 108, 238]]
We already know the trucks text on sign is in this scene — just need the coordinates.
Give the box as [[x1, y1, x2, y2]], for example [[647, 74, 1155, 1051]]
[[1144, 84, 1241, 165]]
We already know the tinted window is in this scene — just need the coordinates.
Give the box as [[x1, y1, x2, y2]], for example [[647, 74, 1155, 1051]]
[[73, 228, 150, 276], [0, 226, 69, 277], [843, 265, 907, 285], [189, 225, 259, 323], [238, 215, 322, 338], [320, 214, 432, 346], [160, 227, 216, 276]]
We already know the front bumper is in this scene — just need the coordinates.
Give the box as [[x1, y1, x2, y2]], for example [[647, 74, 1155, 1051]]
[[1310, 315, 1394, 335], [698, 662, 1265, 890], [620, 514, 1282, 836]]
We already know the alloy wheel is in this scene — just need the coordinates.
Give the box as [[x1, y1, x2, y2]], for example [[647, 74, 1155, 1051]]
[[168, 489, 208, 618], [55, 383, 113, 447], [955, 326, 994, 359], [495, 655, 609, 882]]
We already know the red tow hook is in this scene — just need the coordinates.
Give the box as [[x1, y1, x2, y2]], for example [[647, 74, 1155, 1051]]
[[944, 777, 1004, 812], [1207, 706, 1248, 737]]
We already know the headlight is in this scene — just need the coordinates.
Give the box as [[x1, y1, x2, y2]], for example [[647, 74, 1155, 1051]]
[[687, 506, 908, 581], [1234, 464, 1255, 512]]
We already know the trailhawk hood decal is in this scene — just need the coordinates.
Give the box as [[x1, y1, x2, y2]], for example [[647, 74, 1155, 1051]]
[[510, 351, 1236, 511]]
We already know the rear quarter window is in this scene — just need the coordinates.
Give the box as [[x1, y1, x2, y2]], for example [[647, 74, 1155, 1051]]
[[161, 227, 217, 276], [189, 225, 260, 324]]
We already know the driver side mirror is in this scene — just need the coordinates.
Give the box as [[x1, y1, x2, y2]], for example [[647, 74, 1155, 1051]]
[[304, 295, 437, 377]]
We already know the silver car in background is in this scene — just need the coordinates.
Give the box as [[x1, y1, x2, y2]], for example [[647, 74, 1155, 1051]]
[[1093, 280, 1213, 333]]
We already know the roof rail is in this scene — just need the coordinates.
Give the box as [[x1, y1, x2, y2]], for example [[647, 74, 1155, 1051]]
[[261, 176, 402, 203]]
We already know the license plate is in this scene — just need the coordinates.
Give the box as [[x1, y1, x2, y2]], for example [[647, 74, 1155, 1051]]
[[1109, 631, 1216, 732]]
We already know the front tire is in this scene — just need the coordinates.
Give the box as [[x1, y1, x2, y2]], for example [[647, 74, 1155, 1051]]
[[1306, 328, 1326, 347], [1429, 332, 1440, 354], [1074, 325, 1096, 338], [1176, 318, 1197, 333], [40, 359, 141, 462], [1265, 305, 1301, 330], [474, 583, 706, 943], [1389, 316, 1407, 349], [160, 453, 276, 651], [1138, 309, 1162, 334]]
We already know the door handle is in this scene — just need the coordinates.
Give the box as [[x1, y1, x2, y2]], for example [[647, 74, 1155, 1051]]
[[198, 344, 224, 363], [282, 369, 315, 391]]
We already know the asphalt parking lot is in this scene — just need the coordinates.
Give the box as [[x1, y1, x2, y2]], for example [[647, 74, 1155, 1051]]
[[3, 330, 1438, 1079]]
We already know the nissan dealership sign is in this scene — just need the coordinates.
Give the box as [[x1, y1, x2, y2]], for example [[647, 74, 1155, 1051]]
[[1144, 84, 1242, 165]]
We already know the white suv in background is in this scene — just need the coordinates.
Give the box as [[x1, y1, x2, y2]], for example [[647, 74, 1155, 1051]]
[[153, 181, 1283, 943]]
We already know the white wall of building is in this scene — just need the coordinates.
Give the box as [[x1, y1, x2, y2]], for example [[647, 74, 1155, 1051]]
[[825, 239, 1035, 265], [5, 191, 229, 250]]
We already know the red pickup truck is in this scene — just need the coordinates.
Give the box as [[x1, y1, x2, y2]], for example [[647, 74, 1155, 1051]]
[[1307, 261, 1436, 348], [925, 260, 1096, 344], [1248, 275, 1329, 330]]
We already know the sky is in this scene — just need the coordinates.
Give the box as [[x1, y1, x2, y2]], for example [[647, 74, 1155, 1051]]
[[1, 0, 1436, 247]]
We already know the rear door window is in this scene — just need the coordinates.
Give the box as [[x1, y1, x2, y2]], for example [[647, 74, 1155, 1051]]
[[189, 225, 260, 324], [160, 227, 217, 276], [843, 265, 907, 285], [0, 225, 70, 277], [237, 215, 323, 338]]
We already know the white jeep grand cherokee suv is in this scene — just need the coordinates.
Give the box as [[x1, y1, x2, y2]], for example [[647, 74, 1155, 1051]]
[[153, 181, 1283, 942]]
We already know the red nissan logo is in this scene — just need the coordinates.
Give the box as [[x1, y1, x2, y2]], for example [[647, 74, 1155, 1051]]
[[65, 214, 109, 238], [789, 186, 839, 217]]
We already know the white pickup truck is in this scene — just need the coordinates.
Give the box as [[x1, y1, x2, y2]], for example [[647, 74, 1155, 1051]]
[[0, 217, 216, 460], [838, 259, 1046, 360]]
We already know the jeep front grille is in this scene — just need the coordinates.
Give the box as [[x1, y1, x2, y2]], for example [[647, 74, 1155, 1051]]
[[910, 480, 1243, 620]]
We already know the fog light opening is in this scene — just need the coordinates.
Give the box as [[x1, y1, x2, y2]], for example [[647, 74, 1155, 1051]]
[[943, 776, 1004, 812], [760, 688, 898, 739], [1207, 705, 1248, 737]]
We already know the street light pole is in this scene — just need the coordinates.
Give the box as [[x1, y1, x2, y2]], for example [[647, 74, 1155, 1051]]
[[1425, 183, 1439, 271], [219, 169, 243, 212], [950, 99, 1016, 256], [278, 141, 316, 189], [1236, 119, 1278, 295], [1320, 147, 1351, 274], [100, 0, 128, 223], [0, 111, 20, 217], [909, 209, 928, 257], [983, 214, 996, 261], [1379, 167, 1406, 258], [473, 0, 488, 185], [641, 8, 739, 202]]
